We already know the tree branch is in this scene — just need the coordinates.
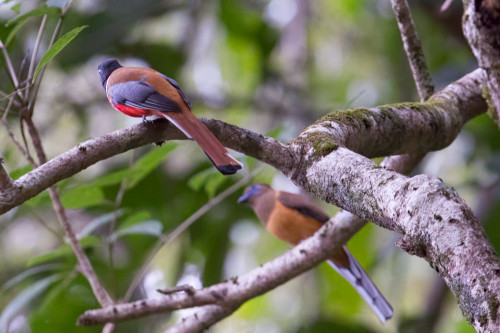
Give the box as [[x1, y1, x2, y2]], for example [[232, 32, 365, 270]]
[[77, 210, 363, 325], [0, 158, 13, 191], [22, 117, 114, 308], [164, 305, 238, 333], [0, 69, 486, 215], [463, 0, 500, 126], [164, 213, 367, 333], [390, 0, 434, 101]]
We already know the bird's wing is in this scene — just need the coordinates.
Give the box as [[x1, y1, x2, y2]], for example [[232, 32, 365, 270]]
[[161, 74, 193, 109], [108, 79, 181, 112], [277, 191, 330, 223]]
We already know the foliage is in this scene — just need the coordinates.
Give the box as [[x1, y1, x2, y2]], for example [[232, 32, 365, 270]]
[[0, 1, 497, 333]]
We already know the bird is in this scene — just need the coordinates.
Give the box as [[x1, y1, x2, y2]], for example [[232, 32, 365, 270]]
[[98, 58, 242, 175], [238, 183, 393, 323]]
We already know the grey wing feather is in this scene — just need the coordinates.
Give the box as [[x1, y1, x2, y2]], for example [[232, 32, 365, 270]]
[[161, 74, 193, 109], [109, 80, 180, 112], [277, 192, 330, 223], [123, 92, 180, 112]]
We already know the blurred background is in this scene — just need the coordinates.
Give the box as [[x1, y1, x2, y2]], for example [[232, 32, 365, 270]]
[[0, 0, 499, 332]]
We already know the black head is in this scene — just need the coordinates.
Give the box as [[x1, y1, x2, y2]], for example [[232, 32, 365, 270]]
[[98, 58, 122, 87], [237, 183, 272, 204]]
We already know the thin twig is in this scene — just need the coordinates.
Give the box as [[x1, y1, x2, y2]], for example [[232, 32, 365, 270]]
[[107, 151, 135, 298], [30, 210, 65, 241], [27, 17, 64, 113], [50, 178, 114, 308], [1, 97, 36, 165], [1, 95, 15, 123], [157, 284, 195, 296], [0, 39, 21, 92], [440, 0, 454, 12], [0, 86, 28, 104], [390, 0, 434, 101], [23, 117, 113, 308], [0, 159, 13, 191], [123, 167, 261, 302], [102, 323, 115, 333], [25, 15, 48, 100]]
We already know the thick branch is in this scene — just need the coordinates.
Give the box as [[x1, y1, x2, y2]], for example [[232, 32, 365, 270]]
[[294, 69, 485, 160], [288, 146, 499, 331], [0, 120, 291, 215], [463, 0, 500, 126]]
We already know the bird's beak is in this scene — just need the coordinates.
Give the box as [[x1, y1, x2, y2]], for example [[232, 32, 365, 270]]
[[237, 192, 251, 204]]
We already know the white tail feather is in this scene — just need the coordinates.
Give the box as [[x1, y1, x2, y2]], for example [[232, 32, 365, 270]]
[[163, 114, 192, 139]]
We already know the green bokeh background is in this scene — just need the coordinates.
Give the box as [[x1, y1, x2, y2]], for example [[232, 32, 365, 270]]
[[0, 1, 498, 332]]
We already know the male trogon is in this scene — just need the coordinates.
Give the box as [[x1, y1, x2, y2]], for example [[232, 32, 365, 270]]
[[238, 183, 393, 323], [98, 58, 242, 175]]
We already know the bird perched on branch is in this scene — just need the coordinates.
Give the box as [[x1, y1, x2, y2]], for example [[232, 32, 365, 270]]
[[98, 58, 242, 175], [238, 183, 393, 323]]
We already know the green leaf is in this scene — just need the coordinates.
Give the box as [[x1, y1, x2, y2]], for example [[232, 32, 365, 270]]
[[0, 274, 61, 332], [265, 126, 284, 139], [27, 236, 100, 267], [7, 5, 61, 27], [11, 3, 21, 13], [120, 210, 152, 229], [60, 143, 176, 209], [60, 183, 105, 209], [2, 263, 63, 290], [188, 167, 226, 197], [92, 169, 129, 187], [204, 172, 227, 198], [5, 19, 27, 46], [77, 210, 126, 239], [125, 143, 177, 188], [114, 220, 163, 239], [188, 168, 212, 191], [25, 190, 51, 207], [33, 25, 88, 81], [9, 165, 33, 180]]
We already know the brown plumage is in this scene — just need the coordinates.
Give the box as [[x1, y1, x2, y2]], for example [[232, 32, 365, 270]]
[[238, 183, 393, 323], [98, 59, 242, 175]]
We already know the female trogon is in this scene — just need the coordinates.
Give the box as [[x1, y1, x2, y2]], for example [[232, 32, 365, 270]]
[[238, 183, 393, 323]]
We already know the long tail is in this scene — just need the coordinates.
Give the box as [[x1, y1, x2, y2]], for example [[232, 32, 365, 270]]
[[328, 246, 393, 323], [158, 111, 242, 175]]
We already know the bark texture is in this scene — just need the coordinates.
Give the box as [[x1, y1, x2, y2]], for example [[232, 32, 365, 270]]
[[463, 0, 500, 126]]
